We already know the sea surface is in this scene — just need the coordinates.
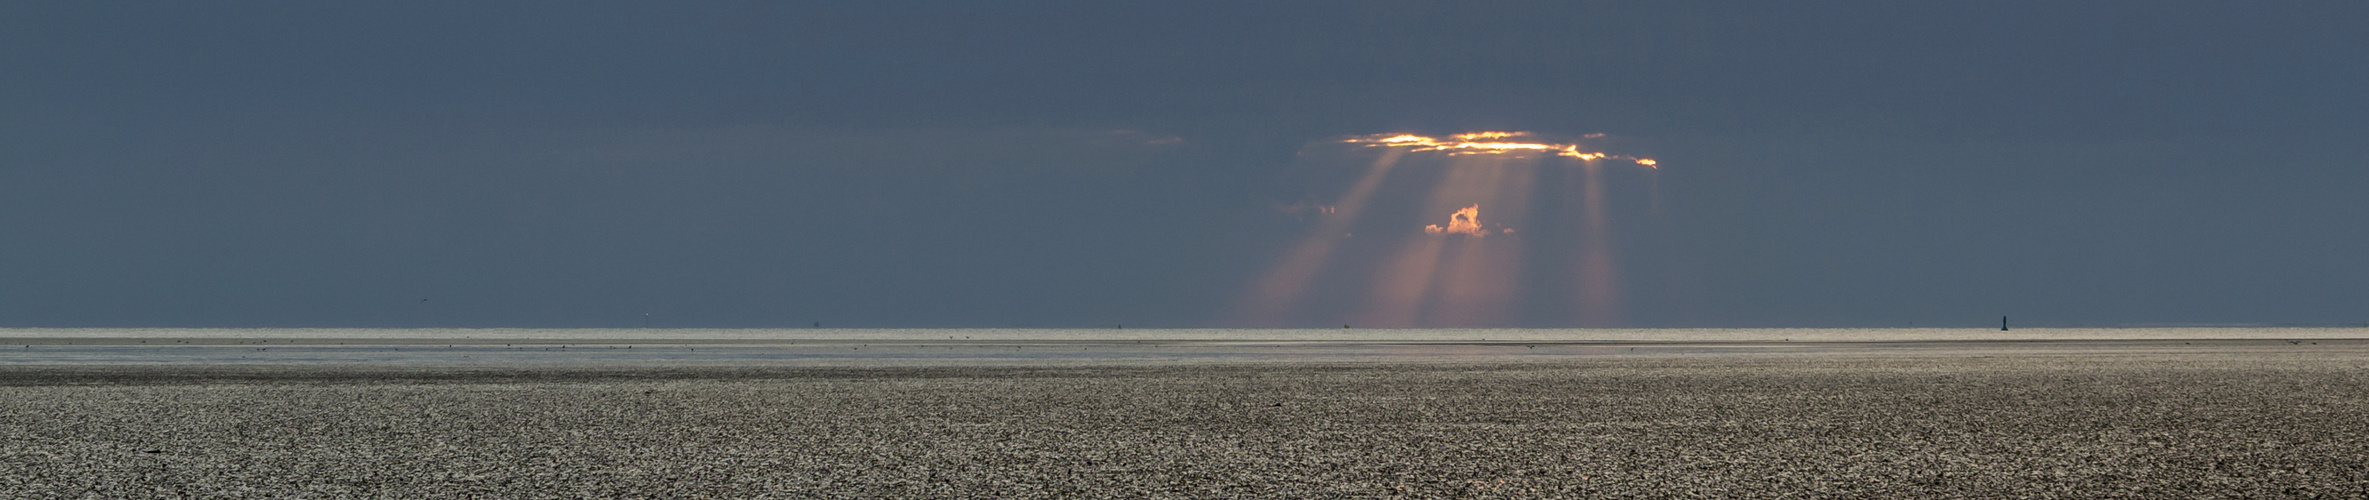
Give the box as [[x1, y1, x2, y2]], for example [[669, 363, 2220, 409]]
[[3, 327, 2362, 366]]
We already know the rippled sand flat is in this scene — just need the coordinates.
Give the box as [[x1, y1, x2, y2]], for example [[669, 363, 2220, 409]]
[[4, 338, 2366, 498]]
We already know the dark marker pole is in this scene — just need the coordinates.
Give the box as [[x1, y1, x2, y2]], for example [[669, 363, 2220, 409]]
[[2001, 316, 2009, 331]]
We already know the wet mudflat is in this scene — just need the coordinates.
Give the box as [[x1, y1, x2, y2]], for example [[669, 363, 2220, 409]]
[[3, 348, 2366, 498]]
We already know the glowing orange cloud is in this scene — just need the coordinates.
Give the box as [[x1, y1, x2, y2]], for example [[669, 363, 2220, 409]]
[[1424, 204, 1491, 236], [1343, 131, 1657, 168]]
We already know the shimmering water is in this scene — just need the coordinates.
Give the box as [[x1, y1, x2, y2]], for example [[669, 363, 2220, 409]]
[[1, 328, 2361, 366]]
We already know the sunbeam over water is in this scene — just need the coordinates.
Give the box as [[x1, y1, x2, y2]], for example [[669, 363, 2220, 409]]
[[1240, 132, 1661, 327]]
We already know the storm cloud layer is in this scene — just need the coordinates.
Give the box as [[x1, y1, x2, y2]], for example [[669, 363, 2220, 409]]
[[5, 1, 2366, 327]]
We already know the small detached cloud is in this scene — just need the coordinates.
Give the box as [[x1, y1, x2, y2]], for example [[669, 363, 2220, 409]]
[[1097, 129, 1185, 146], [1424, 204, 1495, 236], [1277, 201, 1337, 217]]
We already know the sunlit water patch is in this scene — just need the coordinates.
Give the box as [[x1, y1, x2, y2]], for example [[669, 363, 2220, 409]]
[[2, 328, 2362, 366]]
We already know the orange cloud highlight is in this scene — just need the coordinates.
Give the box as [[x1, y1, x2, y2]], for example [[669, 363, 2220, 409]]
[[1343, 131, 1657, 168], [1424, 204, 1491, 236]]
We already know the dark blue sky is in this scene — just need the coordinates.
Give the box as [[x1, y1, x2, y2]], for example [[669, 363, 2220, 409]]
[[6, 1, 2366, 328]]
